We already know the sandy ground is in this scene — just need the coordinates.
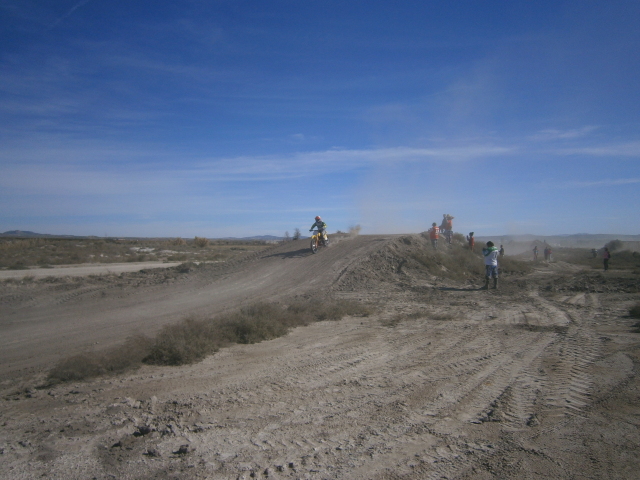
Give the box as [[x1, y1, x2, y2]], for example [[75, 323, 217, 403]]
[[1, 234, 639, 479], [0, 262, 183, 279]]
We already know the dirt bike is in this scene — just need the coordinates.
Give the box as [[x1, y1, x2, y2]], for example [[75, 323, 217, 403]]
[[309, 229, 329, 254]]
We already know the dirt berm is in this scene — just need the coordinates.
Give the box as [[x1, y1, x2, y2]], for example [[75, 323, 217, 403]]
[[1, 233, 639, 479]]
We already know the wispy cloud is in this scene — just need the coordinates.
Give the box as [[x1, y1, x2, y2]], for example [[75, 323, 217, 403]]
[[529, 126, 599, 141], [0, 144, 515, 196], [564, 178, 640, 188], [48, 0, 93, 30], [554, 142, 640, 156]]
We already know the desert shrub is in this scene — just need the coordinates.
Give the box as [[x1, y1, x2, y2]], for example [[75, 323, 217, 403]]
[[194, 236, 210, 248], [411, 247, 484, 280], [48, 298, 375, 379], [220, 303, 294, 344], [452, 233, 466, 244], [143, 317, 222, 365], [172, 237, 187, 246], [8, 262, 28, 270], [410, 243, 531, 280], [630, 303, 640, 319], [175, 262, 197, 273], [47, 335, 153, 384]]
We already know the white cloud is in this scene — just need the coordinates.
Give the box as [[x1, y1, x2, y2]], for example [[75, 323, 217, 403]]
[[554, 142, 640, 157], [564, 178, 640, 188], [529, 126, 599, 141]]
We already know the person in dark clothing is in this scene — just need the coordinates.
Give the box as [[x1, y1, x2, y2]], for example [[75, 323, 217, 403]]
[[603, 247, 611, 271]]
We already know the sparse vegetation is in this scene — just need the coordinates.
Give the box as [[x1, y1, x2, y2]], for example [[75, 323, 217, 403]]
[[0, 236, 269, 269], [46, 298, 374, 383], [193, 236, 210, 248], [47, 335, 153, 383]]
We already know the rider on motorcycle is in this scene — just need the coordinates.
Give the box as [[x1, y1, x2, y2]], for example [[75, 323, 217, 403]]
[[310, 216, 328, 243]]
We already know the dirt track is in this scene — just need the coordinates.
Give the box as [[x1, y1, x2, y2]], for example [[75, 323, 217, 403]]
[[1, 234, 639, 479]]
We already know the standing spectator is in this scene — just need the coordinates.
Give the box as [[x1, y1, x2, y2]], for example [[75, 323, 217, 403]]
[[547, 246, 552, 262], [440, 214, 453, 245], [482, 241, 500, 290], [543, 246, 550, 261], [533, 245, 539, 261], [466, 232, 475, 252], [499, 245, 505, 257], [429, 222, 440, 249], [603, 247, 611, 271]]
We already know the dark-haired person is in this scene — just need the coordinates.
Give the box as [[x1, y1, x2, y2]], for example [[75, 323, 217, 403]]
[[603, 246, 611, 271], [466, 232, 475, 252], [482, 241, 500, 290], [441, 214, 454, 245]]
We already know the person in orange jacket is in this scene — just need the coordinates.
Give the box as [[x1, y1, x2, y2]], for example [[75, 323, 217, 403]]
[[466, 232, 475, 252], [429, 222, 440, 249]]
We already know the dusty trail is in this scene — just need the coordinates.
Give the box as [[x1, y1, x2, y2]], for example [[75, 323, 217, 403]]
[[1, 233, 639, 479], [0, 235, 388, 377]]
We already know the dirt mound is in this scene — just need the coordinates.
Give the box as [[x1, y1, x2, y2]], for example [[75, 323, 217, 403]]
[[333, 234, 529, 292]]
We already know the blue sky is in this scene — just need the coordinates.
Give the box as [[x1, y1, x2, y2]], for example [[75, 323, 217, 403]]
[[1, 1, 639, 237]]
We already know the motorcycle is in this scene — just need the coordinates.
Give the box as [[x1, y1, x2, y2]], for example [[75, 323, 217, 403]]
[[309, 229, 329, 254]]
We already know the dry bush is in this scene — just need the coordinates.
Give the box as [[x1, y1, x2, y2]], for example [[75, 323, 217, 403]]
[[47, 335, 153, 384], [411, 247, 484, 280], [172, 237, 187, 246], [48, 298, 376, 379], [452, 233, 466, 244], [410, 244, 531, 280], [143, 317, 223, 365], [194, 236, 210, 248], [175, 262, 197, 273], [349, 225, 361, 236]]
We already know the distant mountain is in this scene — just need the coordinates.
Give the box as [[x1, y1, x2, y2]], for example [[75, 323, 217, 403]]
[[0, 230, 89, 238], [1, 230, 54, 237]]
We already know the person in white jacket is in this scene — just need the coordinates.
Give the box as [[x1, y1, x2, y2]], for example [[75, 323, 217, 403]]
[[482, 241, 500, 290]]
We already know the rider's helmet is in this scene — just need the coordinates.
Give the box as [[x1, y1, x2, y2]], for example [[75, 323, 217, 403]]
[[315, 216, 321, 221]]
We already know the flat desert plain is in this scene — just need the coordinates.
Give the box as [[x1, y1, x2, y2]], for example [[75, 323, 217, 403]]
[[1, 234, 639, 479]]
